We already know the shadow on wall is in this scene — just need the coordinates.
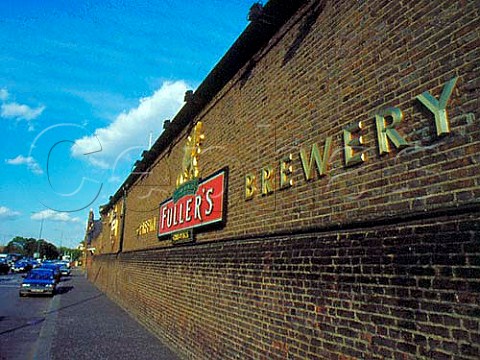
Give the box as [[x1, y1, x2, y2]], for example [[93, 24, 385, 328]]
[[282, 0, 327, 66], [239, 0, 327, 88]]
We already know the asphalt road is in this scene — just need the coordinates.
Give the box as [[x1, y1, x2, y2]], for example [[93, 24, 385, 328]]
[[0, 272, 50, 359], [0, 269, 180, 360]]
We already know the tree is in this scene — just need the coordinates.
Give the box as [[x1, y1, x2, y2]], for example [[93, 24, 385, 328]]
[[69, 249, 83, 261], [4, 237, 29, 255], [57, 246, 83, 261], [42, 242, 59, 260], [4, 236, 59, 259]]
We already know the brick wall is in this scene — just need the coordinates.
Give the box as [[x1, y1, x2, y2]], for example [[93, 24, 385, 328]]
[[89, 0, 480, 359], [90, 212, 479, 359]]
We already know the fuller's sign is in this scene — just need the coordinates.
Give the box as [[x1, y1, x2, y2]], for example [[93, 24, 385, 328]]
[[157, 121, 228, 242], [158, 168, 228, 238]]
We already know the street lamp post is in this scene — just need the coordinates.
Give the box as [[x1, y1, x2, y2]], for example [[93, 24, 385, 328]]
[[35, 216, 44, 259]]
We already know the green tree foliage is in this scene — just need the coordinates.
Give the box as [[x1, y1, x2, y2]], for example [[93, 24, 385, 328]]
[[3, 236, 82, 261], [4, 236, 58, 259], [42, 242, 59, 259], [58, 247, 83, 261], [4, 236, 36, 256]]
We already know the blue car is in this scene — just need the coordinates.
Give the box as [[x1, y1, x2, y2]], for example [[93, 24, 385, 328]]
[[11, 260, 32, 273], [19, 268, 57, 297], [58, 265, 71, 276], [39, 263, 61, 282]]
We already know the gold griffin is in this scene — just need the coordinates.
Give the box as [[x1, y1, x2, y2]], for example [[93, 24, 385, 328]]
[[176, 121, 205, 187]]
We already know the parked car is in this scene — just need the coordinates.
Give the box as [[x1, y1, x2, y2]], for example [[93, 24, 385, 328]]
[[25, 258, 41, 269], [39, 263, 61, 282], [19, 268, 56, 297], [11, 260, 32, 273], [58, 264, 71, 276], [0, 259, 9, 275], [6, 253, 22, 266], [58, 260, 71, 269]]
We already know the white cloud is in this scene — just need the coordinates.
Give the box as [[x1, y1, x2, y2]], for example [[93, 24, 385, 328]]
[[31, 209, 81, 223], [1, 102, 45, 121], [5, 155, 43, 175], [71, 80, 188, 168], [0, 206, 21, 220], [0, 89, 9, 101]]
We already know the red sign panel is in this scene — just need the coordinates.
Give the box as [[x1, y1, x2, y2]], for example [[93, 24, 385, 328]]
[[158, 169, 227, 237]]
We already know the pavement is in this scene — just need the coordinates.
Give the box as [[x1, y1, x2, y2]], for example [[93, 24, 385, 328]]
[[34, 268, 180, 360]]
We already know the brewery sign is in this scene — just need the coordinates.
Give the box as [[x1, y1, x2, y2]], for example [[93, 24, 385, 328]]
[[157, 122, 228, 243], [158, 168, 228, 240]]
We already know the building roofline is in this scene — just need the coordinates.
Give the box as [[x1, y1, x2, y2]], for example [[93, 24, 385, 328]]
[[101, 0, 308, 214]]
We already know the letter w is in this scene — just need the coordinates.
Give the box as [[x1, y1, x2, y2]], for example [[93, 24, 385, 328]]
[[299, 136, 333, 181]]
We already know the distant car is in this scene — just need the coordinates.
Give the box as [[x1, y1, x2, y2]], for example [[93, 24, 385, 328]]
[[7, 253, 22, 266], [25, 258, 41, 269], [39, 263, 61, 282], [59, 265, 71, 276], [19, 268, 56, 297], [0, 259, 9, 275], [11, 260, 32, 273], [59, 260, 71, 269]]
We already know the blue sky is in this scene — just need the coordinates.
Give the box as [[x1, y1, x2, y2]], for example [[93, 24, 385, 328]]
[[0, 0, 251, 248]]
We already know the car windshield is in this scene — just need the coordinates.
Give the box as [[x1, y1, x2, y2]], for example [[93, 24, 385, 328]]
[[27, 271, 53, 280]]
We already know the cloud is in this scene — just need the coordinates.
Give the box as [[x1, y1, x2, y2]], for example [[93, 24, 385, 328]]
[[0, 90, 45, 131], [1, 102, 45, 121], [0, 89, 9, 101], [0, 206, 21, 220], [5, 155, 43, 175], [31, 209, 81, 223], [72, 80, 188, 168]]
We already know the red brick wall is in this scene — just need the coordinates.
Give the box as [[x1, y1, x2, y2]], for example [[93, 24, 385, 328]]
[[90, 212, 479, 359], [89, 0, 480, 359]]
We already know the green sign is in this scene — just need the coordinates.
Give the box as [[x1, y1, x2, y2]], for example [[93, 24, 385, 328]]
[[172, 179, 198, 203]]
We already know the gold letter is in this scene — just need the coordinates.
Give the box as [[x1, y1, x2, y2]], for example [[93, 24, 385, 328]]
[[299, 137, 333, 181], [245, 173, 256, 200], [343, 122, 365, 167], [375, 107, 409, 155], [416, 77, 458, 136], [279, 154, 293, 189], [261, 166, 274, 196]]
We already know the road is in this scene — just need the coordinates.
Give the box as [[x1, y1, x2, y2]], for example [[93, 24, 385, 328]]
[[0, 269, 179, 360], [0, 272, 54, 359]]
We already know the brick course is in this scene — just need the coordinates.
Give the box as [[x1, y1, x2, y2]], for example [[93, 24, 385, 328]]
[[90, 212, 479, 359], [89, 0, 480, 359]]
